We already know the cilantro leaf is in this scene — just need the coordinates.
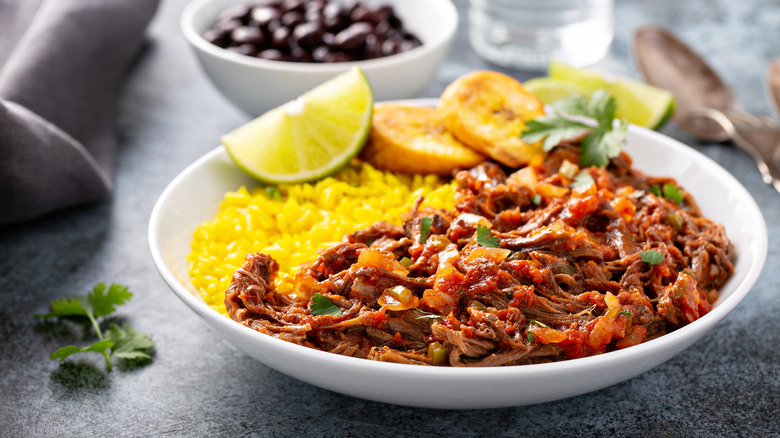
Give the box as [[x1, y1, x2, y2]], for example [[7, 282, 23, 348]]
[[571, 171, 595, 188], [87, 283, 132, 318], [476, 225, 500, 248], [641, 250, 665, 265], [662, 183, 684, 205], [521, 116, 590, 152], [619, 310, 634, 316], [521, 91, 627, 168], [579, 120, 626, 167], [50, 340, 114, 362], [530, 319, 550, 328], [419, 217, 433, 244], [526, 332, 536, 343], [650, 185, 662, 197], [107, 324, 154, 360], [35, 296, 90, 319], [310, 293, 342, 316]]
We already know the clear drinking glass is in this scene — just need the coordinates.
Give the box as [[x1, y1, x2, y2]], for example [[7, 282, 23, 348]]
[[468, 0, 614, 70]]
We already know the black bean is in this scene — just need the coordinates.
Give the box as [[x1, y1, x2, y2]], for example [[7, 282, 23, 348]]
[[281, 0, 305, 13], [333, 22, 373, 51], [250, 6, 280, 28], [271, 26, 291, 49], [293, 22, 324, 50], [231, 26, 265, 45], [257, 49, 285, 60], [281, 10, 305, 27], [203, 28, 230, 47], [227, 43, 258, 56]]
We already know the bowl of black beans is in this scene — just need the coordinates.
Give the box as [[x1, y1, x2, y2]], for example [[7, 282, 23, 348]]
[[182, 0, 458, 115]]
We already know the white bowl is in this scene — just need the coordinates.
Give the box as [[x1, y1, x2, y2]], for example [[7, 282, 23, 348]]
[[181, 0, 458, 116], [149, 100, 767, 408]]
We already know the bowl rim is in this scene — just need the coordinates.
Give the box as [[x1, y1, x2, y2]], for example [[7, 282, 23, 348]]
[[180, 0, 459, 72], [148, 103, 767, 383]]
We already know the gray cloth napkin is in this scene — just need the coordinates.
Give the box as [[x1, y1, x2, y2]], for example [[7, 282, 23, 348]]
[[0, 0, 158, 225]]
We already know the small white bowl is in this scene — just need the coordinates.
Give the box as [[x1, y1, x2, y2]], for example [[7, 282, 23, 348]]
[[181, 0, 458, 116], [149, 99, 767, 409]]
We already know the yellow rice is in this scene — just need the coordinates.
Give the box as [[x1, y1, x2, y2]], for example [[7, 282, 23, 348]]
[[188, 162, 456, 316]]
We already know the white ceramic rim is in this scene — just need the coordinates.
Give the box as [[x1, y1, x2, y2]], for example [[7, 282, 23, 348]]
[[180, 0, 459, 72], [149, 98, 767, 405]]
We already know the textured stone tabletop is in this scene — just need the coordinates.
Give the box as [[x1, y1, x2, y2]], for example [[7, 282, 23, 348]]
[[1, 0, 778, 436]]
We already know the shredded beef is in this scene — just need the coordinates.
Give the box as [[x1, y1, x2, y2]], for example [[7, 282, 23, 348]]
[[226, 144, 734, 366]]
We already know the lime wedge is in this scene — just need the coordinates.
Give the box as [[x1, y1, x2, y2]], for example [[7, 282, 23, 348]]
[[523, 77, 592, 105], [222, 67, 374, 184], [548, 61, 610, 92], [610, 78, 675, 130], [541, 61, 675, 130]]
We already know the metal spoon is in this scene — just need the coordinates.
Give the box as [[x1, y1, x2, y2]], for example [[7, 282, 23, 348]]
[[634, 26, 780, 194]]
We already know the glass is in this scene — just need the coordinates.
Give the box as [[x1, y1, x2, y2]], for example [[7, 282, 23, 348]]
[[468, 0, 614, 70]]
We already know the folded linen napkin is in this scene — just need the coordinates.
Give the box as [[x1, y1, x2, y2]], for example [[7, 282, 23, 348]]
[[0, 0, 158, 225]]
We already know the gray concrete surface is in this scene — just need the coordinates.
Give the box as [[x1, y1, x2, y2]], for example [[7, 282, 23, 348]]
[[1, 0, 778, 436]]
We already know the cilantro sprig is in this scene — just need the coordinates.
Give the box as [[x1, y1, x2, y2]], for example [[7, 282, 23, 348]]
[[36, 283, 154, 371], [310, 293, 342, 316], [521, 90, 628, 168], [476, 225, 500, 248]]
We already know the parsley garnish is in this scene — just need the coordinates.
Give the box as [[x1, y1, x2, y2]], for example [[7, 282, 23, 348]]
[[419, 217, 433, 244], [521, 90, 628, 168], [527, 332, 536, 343], [265, 186, 283, 200], [640, 250, 665, 265], [650, 185, 662, 197], [36, 283, 154, 371], [571, 171, 595, 188], [530, 319, 550, 328], [662, 183, 684, 205], [618, 310, 634, 317], [476, 225, 500, 247], [310, 293, 342, 316]]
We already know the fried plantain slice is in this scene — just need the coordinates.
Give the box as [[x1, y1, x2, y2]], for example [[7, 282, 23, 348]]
[[360, 104, 486, 175], [438, 70, 546, 167]]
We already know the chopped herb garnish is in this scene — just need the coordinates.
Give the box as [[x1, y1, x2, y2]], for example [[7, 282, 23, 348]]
[[419, 217, 433, 244], [527, 332, 536, 343], [662, 183, 684, 205], [618, 310, 634, 317], [416, 309, 443, 320], [530, 319, 550, 328], [571, 171, 595, 188], [310, 293, 342, 316], [650, 185, 662, 197], [521, 90, 627, 168], [349, 181, 359, 187], [476, 225, 500, 248], [265, 186, 283, 200], [640, 250, 665, 265], [531, 194, 542, 205], [36, 283, 154, 371]]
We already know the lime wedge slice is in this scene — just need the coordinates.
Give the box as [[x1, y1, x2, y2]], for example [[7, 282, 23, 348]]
[[523, 77, 592, 105], [222, 67, 374, 184], [548, 61, 610, 92], [543, 61, 675, 130], [609, 78, 675, 130]]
